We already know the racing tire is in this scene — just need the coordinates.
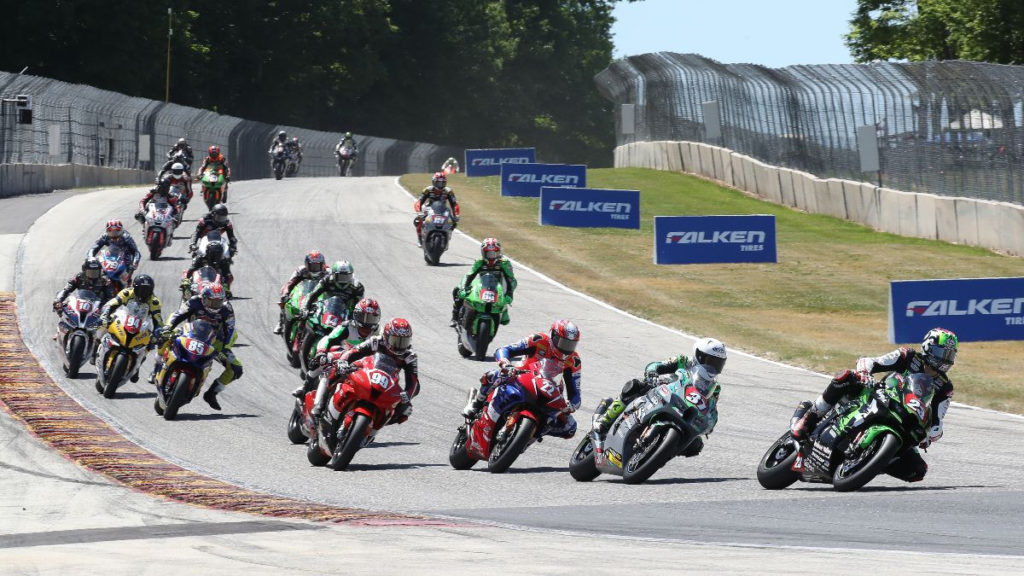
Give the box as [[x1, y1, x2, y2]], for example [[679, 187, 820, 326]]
[[163, 371, 193, 420], [329, 413, 371, 471], [102, 353, 129, 399], [448, 426, 477, 470], [622, 425, 681, 485], [568, 436, 601, 482], [832, 432, 901, 492], [756, 432, 801, 490], [306, 428, 331, 467], [487, 416, 535, 474], [287, 404, 307, 444], [65, 334, 86, 378]]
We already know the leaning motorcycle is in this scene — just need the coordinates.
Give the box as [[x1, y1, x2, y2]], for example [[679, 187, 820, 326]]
[[449, 368, 568, 473], [306, 354, 406, 470], [95, 300, 154, 399], [96, 244, 132, 293], [297, 295, 348, 381], [167, 180, 190, 226], [756, 372, 935, 492], [568, 363, 717, 484], [200, 167, 228, 210], [271, 144, 286, 180], [152, 320, 219, 420], [454, 271, 509, 361], [142, 200, 176, 260], [336, 145, 355, 176], [419, 199, 454, 266], [55, 288, 103, 377], [281, 278, 320, 367]]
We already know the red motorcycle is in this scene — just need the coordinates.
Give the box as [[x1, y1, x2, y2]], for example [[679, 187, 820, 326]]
[[449, 368, 569, 473], [305, 352, 405, 470]]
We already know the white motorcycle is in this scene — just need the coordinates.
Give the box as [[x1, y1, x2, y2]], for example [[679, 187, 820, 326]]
[[55, 289, 103, 377], [143, 200, 176, 260], [420, 199, 455, 265]]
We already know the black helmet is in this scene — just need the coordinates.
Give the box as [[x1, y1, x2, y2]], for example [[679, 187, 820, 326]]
[[82, 257, 102, 281], [211, 203, 229, 224], [206, 241, 225, 263], [132, 275, 155, 301]]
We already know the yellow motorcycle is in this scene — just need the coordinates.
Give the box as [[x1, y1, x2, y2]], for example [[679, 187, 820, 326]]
[[95, 300, 154, 399]]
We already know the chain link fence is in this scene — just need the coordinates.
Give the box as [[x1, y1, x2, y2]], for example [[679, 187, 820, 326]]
[[595, 53, 1024, 205], [0, 70, 460, 185]]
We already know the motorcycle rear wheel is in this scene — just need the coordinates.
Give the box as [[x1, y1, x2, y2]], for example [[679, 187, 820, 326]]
[[163, 371, 193, 420], [448, 426, 477, 470], [306, 428, 331, 466], [622, 425, 681, 484], [287, 403, 307, 444], [488, 416, 535, 474], [832, 432, 901, 492], [756, 432, 801, 489], [65, 334, 86, 378], [329, 413, 371, 471], [568, 436, 601, 481], [102, 353, 129, 399]]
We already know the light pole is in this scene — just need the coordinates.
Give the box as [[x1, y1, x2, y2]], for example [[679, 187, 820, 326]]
[[165, 7, 172, 103]]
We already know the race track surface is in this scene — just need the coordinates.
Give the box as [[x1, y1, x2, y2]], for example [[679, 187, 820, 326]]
[[17, 178, 1024, 556]]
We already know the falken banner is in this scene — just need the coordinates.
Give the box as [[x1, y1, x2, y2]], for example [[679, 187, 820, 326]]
[[888, 277, 1024, 343], [500, 163, 586, 197], [653, 215, 777, 264], [539, 187, 640, 229], [464, 147, 536, 177]]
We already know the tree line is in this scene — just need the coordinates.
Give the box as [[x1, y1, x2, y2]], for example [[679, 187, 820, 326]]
[[3, 1, 632, 166]]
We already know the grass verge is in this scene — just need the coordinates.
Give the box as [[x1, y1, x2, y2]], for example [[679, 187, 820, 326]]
[[400, 168, 1024, 414]]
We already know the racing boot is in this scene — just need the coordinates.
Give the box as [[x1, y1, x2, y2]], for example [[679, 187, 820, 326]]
[[500, 309, 510, 326], [790, 397, 828, 440], [595, 398, 625, 441], [203, 381, 224, 411], [449, 301, 460, 328], [461, 387, 486, 418]]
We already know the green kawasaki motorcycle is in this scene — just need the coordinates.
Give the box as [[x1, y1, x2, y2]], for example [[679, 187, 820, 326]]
[[454, 271, 510, 361]]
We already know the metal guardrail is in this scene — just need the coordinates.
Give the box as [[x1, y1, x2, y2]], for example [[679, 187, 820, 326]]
[[0, 70, 461, 180], [595, 53, 1024, 205]]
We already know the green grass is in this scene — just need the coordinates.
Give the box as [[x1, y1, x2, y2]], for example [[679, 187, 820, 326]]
[[400, 168, 1024, 414]]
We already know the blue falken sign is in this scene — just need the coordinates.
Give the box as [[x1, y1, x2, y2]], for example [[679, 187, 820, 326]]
[[653, 215, 777, 265], [464, 148, 536, 177], [889, 277, 1024, 343], [500, 163, 586, 197], [539, 187, 640, 229]]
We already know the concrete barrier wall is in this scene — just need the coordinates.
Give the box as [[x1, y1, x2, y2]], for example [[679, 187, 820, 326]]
[[613, 140, 1024, 257], [0, 164, 150, 198]]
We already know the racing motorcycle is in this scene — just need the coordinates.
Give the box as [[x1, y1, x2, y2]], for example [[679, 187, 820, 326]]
[[152, 320, 219, 420], [141, 200, 176, 260], [167, 180, 190, 226], [568, 363, 717, 484], [156, 150, 192, 182], [179, 265, 223, 303], [336, 145, 355, 176], [271, 143, 286, 180], [297, 295, 348, 381], [193, 231, 232, 262], [281, 278, 319, 368], [419, 199, 454, 266], [449, 368, 569, 473], [55, 289, 103, 377], [285, 148, 300, 177], [756, 372, 936, 492], [95, 300, 154, 399], [306, 353, 406, 470], [455, 271, 510, 361], [200, 166, 228, 210], [96, 244, 132, 293]]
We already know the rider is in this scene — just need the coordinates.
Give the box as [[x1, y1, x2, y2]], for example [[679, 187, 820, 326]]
[[165, 161, 194, 206], [413, 172, 460, 246], [53, 258, 115, 313], [180, 239, 231, 297], [287, 137, 303, 165], [167, 137, 194, 168], [87, 219, 141, 280], [790, 327, 958, 483], [441, 156, 460, 174], [310, 318, 417, 425], [334, 131, 358, 158], [292, 297, 381, 398], [198, 145, 231, 182], [190, 203, 238, 295], [593, 338, 728, 456], [449, 237, 517, 327], [464, 319, 582, 456], [96, 275, 164, 370], [135, 175, 182, 223], [269, 130, 288, 153], [302, 261, 364, 319], [273, 250, 328, 335], [153, 284, 241, 411]]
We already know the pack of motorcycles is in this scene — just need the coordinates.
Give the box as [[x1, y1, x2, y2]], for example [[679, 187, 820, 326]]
[[54, 154, 938, 489]]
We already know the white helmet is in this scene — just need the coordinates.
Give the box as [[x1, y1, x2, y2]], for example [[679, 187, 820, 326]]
[[693, 337, 727, 381]]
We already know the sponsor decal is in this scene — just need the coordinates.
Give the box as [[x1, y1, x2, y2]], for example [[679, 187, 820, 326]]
[[889, 277, 1024, 342], [470, 157, 531, 166], [606, 448, 623, 468], [654, 215, 777, 264], [540, 187, 639, 229], [501, 163, 586, 197], [508, 173, 580, 185], [465, 148, 536, 177]]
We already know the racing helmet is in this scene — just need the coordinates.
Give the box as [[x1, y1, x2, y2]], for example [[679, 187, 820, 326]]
[[352, 297, 382, 339], [481, 238, 502, 266], [328, 260, 354, 288], [208, 145, 220, 158], [170, 162, 185, 177], [921, 328, 958, 373], [200, 284, 226, 313], [693, 337, 728, 381], [381, 317, 412, 353], [205, 241, 225, 263], [431, 171, 447, 190], [305, 250, 325, 274], [106, 219, 124, 239], [82, 257, 102, 280], [132, 275, 155, 302], [550, 319, 580, 356], [211, 203, 229, 224]]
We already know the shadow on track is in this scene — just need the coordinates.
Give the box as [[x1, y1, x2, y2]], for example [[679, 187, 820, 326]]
[[172, 412, 260, 421]]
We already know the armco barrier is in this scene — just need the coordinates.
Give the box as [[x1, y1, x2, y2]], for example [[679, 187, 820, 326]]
[[614, 140, 1024, 257]]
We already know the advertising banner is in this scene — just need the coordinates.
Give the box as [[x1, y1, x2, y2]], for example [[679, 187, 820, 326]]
[[500, 163, 586, 197], [539, 187, 640, 229], [889, 277, 1024, 343], [464, 147, 536, 177], [654, 215, 777, 264]]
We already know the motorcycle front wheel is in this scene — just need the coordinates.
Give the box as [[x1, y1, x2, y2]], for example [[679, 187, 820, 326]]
[[448, 425, 477, 470], [102, 352, 129, 399], [329, 413, 371, 471], [756, 432, 801, 489], [832, 432, 901, 492], [163, 371, 193, 420], [65, 333, 86, 378], [622, 425, 681, 484], [488, 416, 535, 474], [568, 436, 601, 481], [287, 403, 307, 444]]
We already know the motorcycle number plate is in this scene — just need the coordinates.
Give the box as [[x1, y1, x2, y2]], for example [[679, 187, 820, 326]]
[[124, 316, 141, 333], [78, 301, 92, 312], [432, 216, 447, 225], [481, 290, 497, 303], [368, 370, 391, 389]]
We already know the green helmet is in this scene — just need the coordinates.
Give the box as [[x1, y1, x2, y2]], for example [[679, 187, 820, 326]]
[[328, 260, 354, 287]]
